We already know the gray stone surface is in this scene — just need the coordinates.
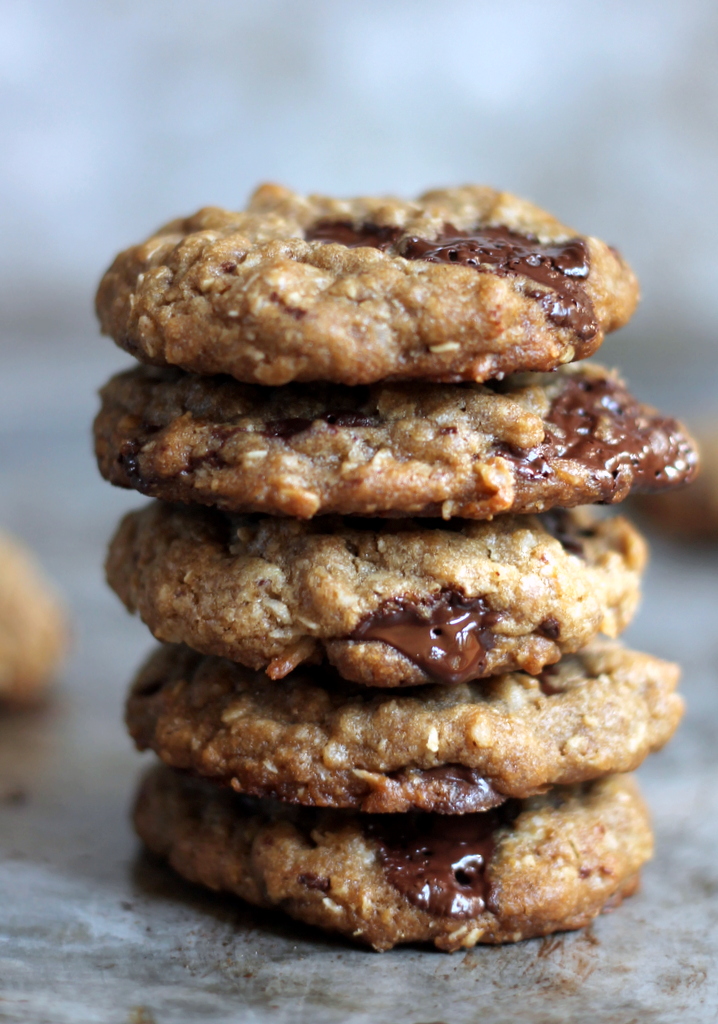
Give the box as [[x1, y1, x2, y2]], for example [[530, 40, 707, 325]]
[[1, 337, 717, 1023]]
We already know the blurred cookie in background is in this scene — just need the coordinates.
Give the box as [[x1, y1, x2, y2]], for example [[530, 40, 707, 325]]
[[0, 530, 67, 707], [633, 428, 715, 541]]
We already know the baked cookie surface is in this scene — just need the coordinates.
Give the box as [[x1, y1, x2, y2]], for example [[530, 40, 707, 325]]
[[134, 765, 652, 951], [127, 642, 682, 812], [95, 362, 699, 520], [107, 503, 646, 686], [0, 531, 66, 705], [96, 184, 638, 386]]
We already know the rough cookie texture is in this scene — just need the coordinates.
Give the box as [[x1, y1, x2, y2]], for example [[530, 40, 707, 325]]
[[134, 765, 651, 951], [96, 184, 638, 386], [127, 642, 682, 812], [0, 531, 66, 705], [95, 362, 699, 520], [107, 503, 646, 686], [634, 428, 715, 541]]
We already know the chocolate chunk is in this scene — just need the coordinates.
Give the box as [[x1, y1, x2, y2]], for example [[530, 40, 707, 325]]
[[404, 766, 506, 815], [546, 375, 697, 491], [262, 417, 315, 440], [402, 229, 589, 279], [368, 807, 516, 918], [401, 226, 596, 342], [495, 443, 552, 483], [351, 592, 501, 686], [538, 617, 561, 641], [419, 765, 495, 788], [308, 220, 597, 343], [263, 410, 376, 440], [298, 872, 330, 892], [499, 373, 698, 500], [306, 221, 401, 250]]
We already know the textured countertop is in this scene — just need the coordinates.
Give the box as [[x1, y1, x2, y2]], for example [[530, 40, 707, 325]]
[[1, 337, 717, 1024]]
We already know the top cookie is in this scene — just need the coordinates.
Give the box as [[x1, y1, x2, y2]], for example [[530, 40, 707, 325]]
[[96, 184, 638, 386]]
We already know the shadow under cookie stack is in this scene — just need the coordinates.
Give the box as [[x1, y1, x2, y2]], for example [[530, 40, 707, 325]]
[[94, 185, 699, 952]]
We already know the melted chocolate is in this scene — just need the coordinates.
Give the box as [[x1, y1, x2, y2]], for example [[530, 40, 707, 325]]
[[307, 219, 597, 343], [418, 765, 495, 787], [262, 411, 376, 440], [500, 374, 698, 500], [305, 221, 401, 250], [415, 766, 505, 814], [352, 592, 501, 685], [402, 226, 596, 341], [538, 616, 561, 641], [368, 807, 516, 917]]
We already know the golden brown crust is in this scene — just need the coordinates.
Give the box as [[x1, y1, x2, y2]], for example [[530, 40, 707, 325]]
[[134, 765, 652, 950], [96, 185, 638, 386], [106, 503, 647, 686], [126, 641, 682, 811], [0, 531, 67, 706], [94, 362, 698, 520]]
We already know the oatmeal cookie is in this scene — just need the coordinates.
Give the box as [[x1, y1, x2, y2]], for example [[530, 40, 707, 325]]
[[96, 184, 638, 386], [134, 764, 651, 951], [127, 641, 681, 812], [95, 363, 698, 520], [107, 503, 646, 686], [634, 428, 715, 541], [0, 531, 66, 705]]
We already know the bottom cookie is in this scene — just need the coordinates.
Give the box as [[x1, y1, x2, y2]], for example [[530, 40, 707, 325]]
[[134, 765, 652, 951]]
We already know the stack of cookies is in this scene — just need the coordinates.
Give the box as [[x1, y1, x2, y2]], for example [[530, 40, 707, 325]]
[[94, 185, 699, 951]]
